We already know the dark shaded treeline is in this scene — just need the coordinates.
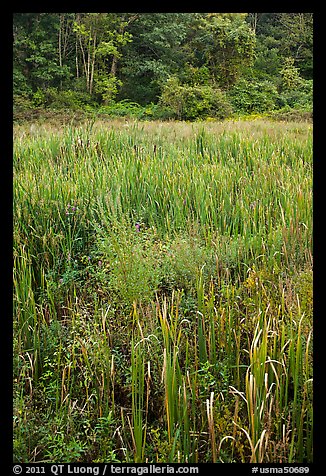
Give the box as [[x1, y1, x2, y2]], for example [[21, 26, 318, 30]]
[[13, 13, 313, 118]]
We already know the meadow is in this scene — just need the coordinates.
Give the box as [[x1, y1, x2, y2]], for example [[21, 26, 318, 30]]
[[13, 118, 313, 463]]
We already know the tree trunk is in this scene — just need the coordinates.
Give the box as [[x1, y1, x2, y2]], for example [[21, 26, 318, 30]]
[[75, 35, 79, 79], [89, 31, 97, 95], [59, 14, 62, 67], [78, 34, 88, 89], [251, 13, 258, 33], [110, 54, 118, 77], [58, 14, 63, 89]]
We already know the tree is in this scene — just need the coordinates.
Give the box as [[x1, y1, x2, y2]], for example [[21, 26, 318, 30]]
[[278, 13, 313, 79], [160, 76, 232, 120], [13, 13, 71, 94], [119, 13, 194, 103], [73, 13, 134, 101], [249, 13, 313, 80], [189, 13, 256, 88], [13, 12, 313, 114]]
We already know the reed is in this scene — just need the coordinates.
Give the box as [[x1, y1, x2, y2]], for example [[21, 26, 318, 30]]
[[13, 118, 312, 463]]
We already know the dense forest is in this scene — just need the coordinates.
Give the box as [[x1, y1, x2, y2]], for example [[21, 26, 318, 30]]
[[13, 13, 313, 120]]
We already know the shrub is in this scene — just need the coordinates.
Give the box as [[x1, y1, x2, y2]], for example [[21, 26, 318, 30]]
[[37, 87, 95, 110], [98, 100, 146, 118], [98, 99, 167, 120], [13, 93, 35, 111], [160, 235, 213, 292], [277, 79, 313, 111], [92, 220, 163, 305], [159, 77, 233, 120], [227, 78, 279, 114], [94, 74, 123, 105]]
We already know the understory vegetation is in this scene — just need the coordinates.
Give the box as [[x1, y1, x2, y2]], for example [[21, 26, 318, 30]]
[[13, 118, 313, 463]]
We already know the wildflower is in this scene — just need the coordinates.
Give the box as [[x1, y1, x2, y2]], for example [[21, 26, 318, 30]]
[[135, 222, 141, 232], [98, 260, 102, 267]]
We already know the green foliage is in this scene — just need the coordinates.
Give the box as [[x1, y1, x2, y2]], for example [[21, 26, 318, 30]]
[[160, 77, 233, 120], [180, 64, 211, 86], [13, 69, 33, 98], [44, 431, 87, 462], [93, 219, 163, 305], [94, 74, 122, 104], [119, 13, 192, 103], [21, 87, 95, 110], [248, 13, 313, 80], [93, 414, 121, 462], [261, 57, 313, 113], [13, 13, 313, 117], [280, 57, 303, 90], [293, 269, 313, 318], [278, 79, 313, 111], [13, 93, 35, 111], [195, 13, 256, 87], [44, 88, 95, 110], [98, 100, 160, 119], [196, 360, 231, 399], [228, 78, 279, 113], [160, 235, 212, 292]]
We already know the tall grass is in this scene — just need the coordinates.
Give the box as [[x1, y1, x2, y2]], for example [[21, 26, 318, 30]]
[[13, 118, 312, 463]]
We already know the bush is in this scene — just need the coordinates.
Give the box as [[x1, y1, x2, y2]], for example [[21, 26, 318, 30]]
[[159, 77, 233, 120], [92, 220, 163, 306], [98, 100, 167, 120], [98, 100, 145, 118], [277, 79, 313, 111], [34, 87, 95, 110], [268, 108, 312, 122], [227, 78, 279, 114], [13, 85, 96, 116], [13, 93, 35, 111]]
